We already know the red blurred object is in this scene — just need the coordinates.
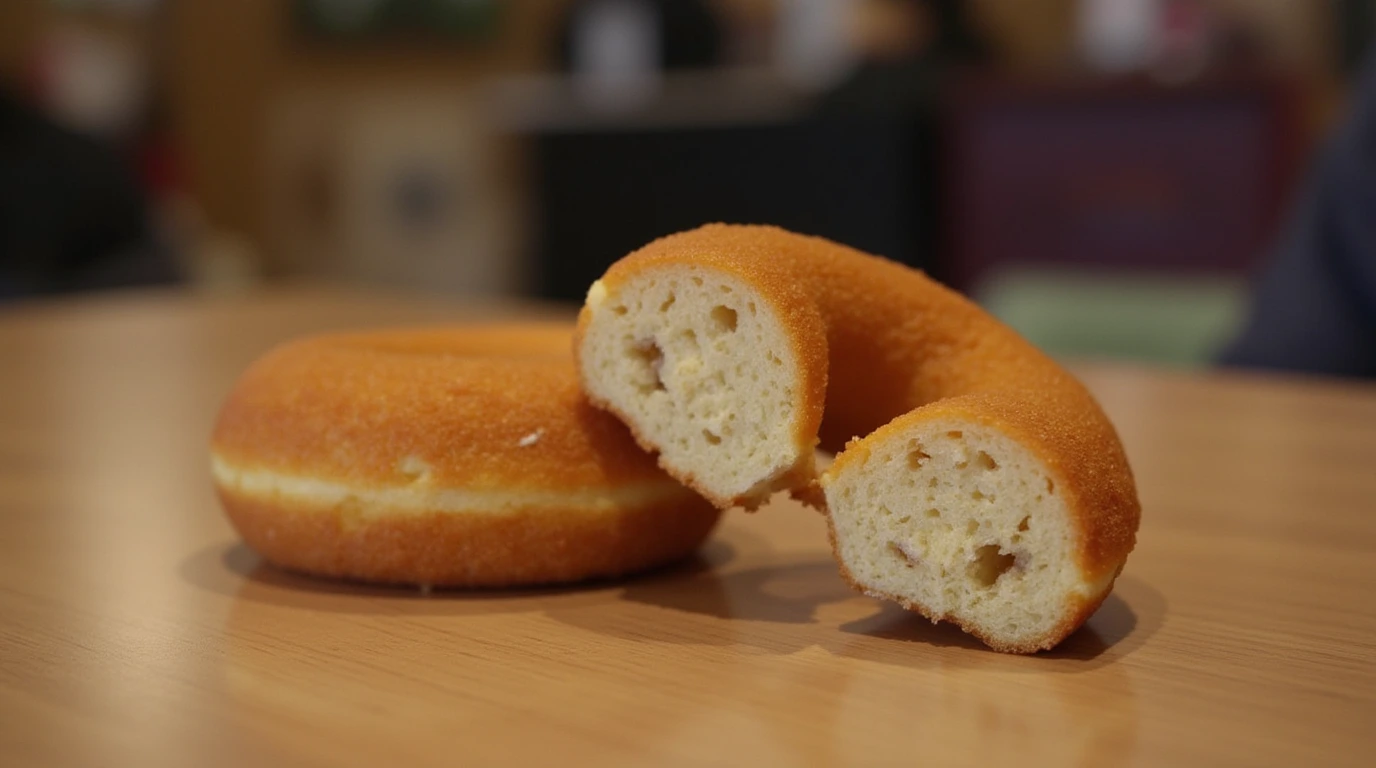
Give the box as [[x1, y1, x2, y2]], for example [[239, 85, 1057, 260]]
[[1156, 0, 1214, 77], [136, 133, 185, 202]]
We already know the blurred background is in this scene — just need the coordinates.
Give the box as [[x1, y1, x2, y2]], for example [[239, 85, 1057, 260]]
[[1, 0, 1372, 368]]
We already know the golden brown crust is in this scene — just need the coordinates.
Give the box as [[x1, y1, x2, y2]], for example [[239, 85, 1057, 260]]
[[211, 323, 720, 586], [576, 224, 1141, 650], [215, 324, 674, 491], [217, 486, 720, 587]]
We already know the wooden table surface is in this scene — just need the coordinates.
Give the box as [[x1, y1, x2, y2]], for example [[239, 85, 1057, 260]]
[[1, 288, 1374, 767]]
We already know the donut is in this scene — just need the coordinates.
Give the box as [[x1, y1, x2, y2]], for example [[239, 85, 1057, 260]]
[[574, 224, 1140, 652], [211, 324, 720, 587]]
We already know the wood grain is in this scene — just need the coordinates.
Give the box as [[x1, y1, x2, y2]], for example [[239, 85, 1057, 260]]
[[1, 287, 1373, 767]]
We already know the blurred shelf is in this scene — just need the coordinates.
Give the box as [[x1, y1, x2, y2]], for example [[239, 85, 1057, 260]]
[[479, 67, 814, 133]]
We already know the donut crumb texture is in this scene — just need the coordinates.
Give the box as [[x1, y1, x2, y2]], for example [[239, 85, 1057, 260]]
[[578, 271, 807, 507]]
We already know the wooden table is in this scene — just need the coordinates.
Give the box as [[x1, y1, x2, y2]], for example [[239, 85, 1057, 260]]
[[2, 288, 1374, 767]]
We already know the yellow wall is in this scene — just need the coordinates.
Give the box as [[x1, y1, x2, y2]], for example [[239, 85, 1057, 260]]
[[0, 0, 42, 83]]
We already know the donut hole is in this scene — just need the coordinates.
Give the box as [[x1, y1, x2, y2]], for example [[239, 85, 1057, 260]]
[[969, 545, 1016, 588], [709, 305, 738, 335], [888, 541, 918, 567], [678, 328, 699, 351], [630, 339, 666, 393], [907, 442, 931, 469]]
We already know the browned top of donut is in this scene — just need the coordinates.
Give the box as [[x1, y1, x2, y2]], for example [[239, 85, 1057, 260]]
[[211, 324, 672, 491]]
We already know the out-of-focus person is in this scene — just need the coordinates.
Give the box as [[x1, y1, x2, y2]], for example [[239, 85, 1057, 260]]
[[1, 85, 179, 302], [1220, 55, 1376, 378], [820, 0, 992, 113]]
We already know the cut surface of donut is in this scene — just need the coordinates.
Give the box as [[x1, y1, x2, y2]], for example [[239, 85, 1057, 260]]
[[578, 268, 818, 509]]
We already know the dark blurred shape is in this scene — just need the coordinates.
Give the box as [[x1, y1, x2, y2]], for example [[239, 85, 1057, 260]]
[[926, 0, 993, 64], [1220, 55, 1376, 379], [534, 116, 922, 302], [821, 0, 992, 114], [0, 88, 179, 301], [1336, 0, 1376, 79], [801, 0, 993, 280], [555, 0, 724, 73], [534, 0, 981, 301], [292, 0, 501, 44]]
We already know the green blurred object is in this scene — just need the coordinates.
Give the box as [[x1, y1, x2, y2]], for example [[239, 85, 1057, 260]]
[[976, 269, 1249, 368]]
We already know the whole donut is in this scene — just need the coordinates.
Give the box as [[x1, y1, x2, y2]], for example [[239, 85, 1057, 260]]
[[211, 324, 720, 587], [575, 224, 1140, 652]]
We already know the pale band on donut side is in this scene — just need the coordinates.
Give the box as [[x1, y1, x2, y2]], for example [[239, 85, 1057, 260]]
[[211, 325, 720, 587], [574, 224, 1141, 652]]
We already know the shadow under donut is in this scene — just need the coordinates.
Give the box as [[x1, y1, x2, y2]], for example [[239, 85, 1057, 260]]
[[541, 533, 1151, 767], [177, 536, 739, 617], [549, 537, 1163, 670]]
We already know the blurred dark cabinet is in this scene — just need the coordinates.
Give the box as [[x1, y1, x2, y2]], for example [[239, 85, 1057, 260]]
[[531, 114, 932, 301]]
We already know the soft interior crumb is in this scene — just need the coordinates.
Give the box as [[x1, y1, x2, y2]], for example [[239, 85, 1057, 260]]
[[577, 266, 807, 502], [823, 420, 1079, 648]]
